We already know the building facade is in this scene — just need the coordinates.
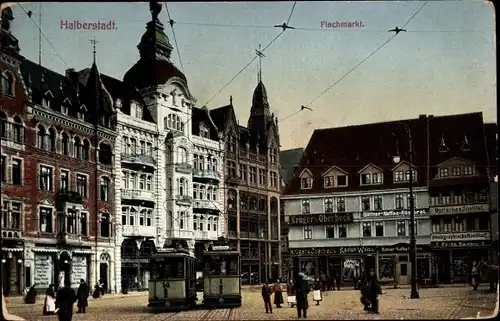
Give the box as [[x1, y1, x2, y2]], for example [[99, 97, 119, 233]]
[[1, 7, 117, 294], [427, 114, 493, 284], [282, 117, 433, 285], [210, 85, 282, 283]]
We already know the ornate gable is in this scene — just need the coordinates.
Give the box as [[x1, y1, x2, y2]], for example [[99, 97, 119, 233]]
[[357, 163, 383, 174]]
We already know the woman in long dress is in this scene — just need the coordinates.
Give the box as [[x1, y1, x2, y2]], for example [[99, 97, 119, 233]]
[[287, 279, 296, 308], [273, 280, 284, 308], [42, 284, 56, 315], [313, 278, 322, 306]]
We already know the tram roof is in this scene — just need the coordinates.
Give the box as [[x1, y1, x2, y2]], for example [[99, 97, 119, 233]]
[[202, 250, 240, 255]]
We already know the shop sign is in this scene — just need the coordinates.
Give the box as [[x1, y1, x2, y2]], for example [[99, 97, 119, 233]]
[[288, 213, 354, 225], [289, 246, 376, 256], [71, 255, 88, 288], [430, 232, 490, 242], [378, 245, 430, 254], [429, 203, 489, 216], [363, 209, 427, 218], [34, 254, 53, 288], [431, 240, 491, 248]]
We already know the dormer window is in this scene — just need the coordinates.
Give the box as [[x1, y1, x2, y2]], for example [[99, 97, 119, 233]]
[[61, 105, 69, 115], [324, 176, 334, 187], [200, 123, 210, 138], [301, 177, 312, 189], [439, 168, 449, 178], [359, 164, 384, 185], [464, 165, 474, 176], [133, 103, 143, 120], [42, 98, 51, 108]]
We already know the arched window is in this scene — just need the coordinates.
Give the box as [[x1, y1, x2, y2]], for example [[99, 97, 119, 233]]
[[213, 218, 218, 232], [74, 137, 82, 158], [270, 148, 277, 163], [0, 112, 7, 139], [61, 133, 69, 156], [12, 116, 22, 143], [212, 187, 217, 201], [100, 177, 110, 201], [82, 140, 90, 160], [48, 128, 57, 152], [99, 142, 113, 165], [1, 72, 14, 96], [129, 208, 137, 226], [178, 147, 188, 163], [37, 125, 47, 150], [193, 215, 198, 230], [100, 213, 110, 238]]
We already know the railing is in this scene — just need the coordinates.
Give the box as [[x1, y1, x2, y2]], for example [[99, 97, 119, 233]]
[[121, 225, 155, 237], [175, 195, 193, 204], [120, 153, 156, 167], [1, 229, 22, 239], [175, 163, 192, 174], [56, 189, 83, 205], [192, 169, 220, 181], [194, 230, 209, 239], [121, 189, 155, 201]]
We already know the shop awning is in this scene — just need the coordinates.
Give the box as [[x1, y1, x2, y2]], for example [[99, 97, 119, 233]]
[[32, 248, 59, 253], [1, 247, 23, 252]]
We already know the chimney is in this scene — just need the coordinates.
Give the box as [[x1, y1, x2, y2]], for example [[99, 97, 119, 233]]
[[419, 114, 426, 119], [65, 68, 76, 79]]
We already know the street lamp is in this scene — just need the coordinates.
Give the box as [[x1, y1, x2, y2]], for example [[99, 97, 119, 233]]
[[392, 122, 419, 299]]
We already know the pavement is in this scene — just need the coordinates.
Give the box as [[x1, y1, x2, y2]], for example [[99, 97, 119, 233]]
[[4, 285, 497, 320]]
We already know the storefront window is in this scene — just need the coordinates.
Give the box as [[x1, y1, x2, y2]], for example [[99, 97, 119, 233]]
[[300, 260, 316, 279], [378, 257, 395, 281], [343, 259, 360, 280], [452, 257, 469, 282], [417, 258, 430, 279]]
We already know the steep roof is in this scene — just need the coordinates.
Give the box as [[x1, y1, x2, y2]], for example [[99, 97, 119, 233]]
[[280, 148, 304, 186], [484, 122, 498, 177], [191, 106, 220, 140], [209, 105, 232, 132]]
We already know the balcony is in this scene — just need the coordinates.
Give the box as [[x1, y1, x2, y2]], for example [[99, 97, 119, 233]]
[[56, 232, 83, 245], [225, 176, 239, 185], [175, 195, 193, 205], [175, 163, 192, 174], [193, 230, 218, 240], [121, 225, 155, 238], [121, 189, 155, 202], [1, 229, 22, 240], [193, 199, 219, 211], [121, 153, 156, 168], [55, 190, 83, 209], [166, 229, 194, 239], [192, 169, 220, 182]]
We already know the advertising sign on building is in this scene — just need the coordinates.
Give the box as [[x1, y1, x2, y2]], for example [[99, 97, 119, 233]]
[[363, 209, 427, 218], [429, 204, 489, 215], [34, 255, 53, 288], [288, 213, 354, 225], [71, 255, 88, 288], [431, 240, 491, 248], [431, 232, 490, 242]]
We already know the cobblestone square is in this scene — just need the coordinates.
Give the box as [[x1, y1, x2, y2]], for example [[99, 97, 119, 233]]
[[4, 286, 497, 320]]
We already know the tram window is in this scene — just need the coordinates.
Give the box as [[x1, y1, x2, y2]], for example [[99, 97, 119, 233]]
[[204, 255, 239, 276], [151, 257, 185, 279]]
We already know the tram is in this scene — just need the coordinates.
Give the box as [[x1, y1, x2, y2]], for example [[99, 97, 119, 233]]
[[147, 244, 198, 310], [202, 244, 242, 308]]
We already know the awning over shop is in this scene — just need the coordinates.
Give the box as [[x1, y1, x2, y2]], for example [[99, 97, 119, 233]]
[[32, 248, 60, 253], [1, 247, 24, 252]]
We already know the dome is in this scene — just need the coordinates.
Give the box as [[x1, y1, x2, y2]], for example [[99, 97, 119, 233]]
[[123, 58, 186, 90]]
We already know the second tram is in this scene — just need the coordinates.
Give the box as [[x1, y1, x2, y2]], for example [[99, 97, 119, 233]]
[[202, 245, 242, 308], [148, 245, 198, 310]]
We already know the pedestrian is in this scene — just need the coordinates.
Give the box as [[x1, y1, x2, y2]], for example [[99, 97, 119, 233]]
[[359, 275, 370, 311], [42, 284, 57, 315], [76, 279, 89, 313], [99, 279, 106, 297], [273, 279, 284, 308], [313, 278, 322, 306], [366, 269, 382, 314], [335, 270, 341, 291], [24, 285, 37, 304], [320, 271, 327, 292], [261, 281, 272, 313], [287, 279, 296, 308], [471, 261, 479, 290], [295, 273, 310, 318], [55, 280, 77, 321]]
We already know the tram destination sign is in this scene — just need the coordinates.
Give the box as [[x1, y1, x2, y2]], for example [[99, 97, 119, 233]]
[[288, 213, 354, 226]]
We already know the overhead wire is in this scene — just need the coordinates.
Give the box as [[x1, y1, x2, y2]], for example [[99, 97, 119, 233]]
[[279, 1, 429, 123], [164, 2, 186, 75]]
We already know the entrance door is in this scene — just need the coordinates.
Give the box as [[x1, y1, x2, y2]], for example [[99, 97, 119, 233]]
[[99, 263, 108, 293], [398, 262, 410, 285]]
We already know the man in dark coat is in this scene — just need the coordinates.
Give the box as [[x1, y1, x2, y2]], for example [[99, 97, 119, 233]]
[[367, 269, 382, 313], [76, 279, 89, 313], [261, 281, 272, 313], [295, 273, 310, 318], [56, 280, 77, 321]]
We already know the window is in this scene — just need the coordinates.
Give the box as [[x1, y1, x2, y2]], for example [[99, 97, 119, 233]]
[[60, 170, 69, 190], [259, 169, 266, 185], [61, 133, 69, 156], [129, 138, 137, 155], [239, 164, 247, 181], [406, 194, 413, 209], [39, 165, 53, 191], [338, 224, 347, 238], [479, 216, 489, 230], [48, 128, 57, 152], [361, 196, 371, 211], [270, 171, 278, 188], [81, 212, 88, 235], [74, 137, 82, 159], [76, 174, 88, 197], [454, 217, 464, 232], [374, 195, 383, 210], [451, 167, 461, 176], [324, 176, 334, 187], [37, 125, 47, 150], [301, 177, 312, 189], [100, 177, 110, 201], [395, 194, 404, 209], [207, 218, 211, 231], [324, 198, 334, 213], [394, 171, 404, 182], [66, 209, 77, 234], [249, 167, 257, 184], [146, 176, 152, 190], [337, 197, 345, 212], [135, 104, 143, 120], [464, 166, 474, 176], [2, 201, 22, 230], [375, 222, 384, 237], [200, 124, 210, 138], [0, 156, 5, 183], [337, 175, 347, 186], [146, 210, 152, 226], [213, 218, 217, 232], [363, 222, 372, 237], [439, 168, 449, 178], [77, 109, 85, 120], [372, 173, 383, 184], [1, 71, 14, 96], [39, 207, 53, 233], [397, 221, 406, 236], [82, 140, 90, 161], [11, 158, 22, 185], [12, 116, 22, 143], [405, 170, 417, 181], [302, 199, 310, 214], [326, 225, 335, 238], [121, 208, 128, 225], [139, 210, 145, 226], [129, 208, 136, 226], [304, 225, 312, 239], [0, 112, 6, 139], [166, 114, 184, 132], [193, 216, 198, 230], [269, 148, 278, 163], [139, 174, 146, 190], [443, 217, 452, 232], [179, 211, 185, 229], [361, 173, 371, 185], [432, 220, 440, 233]]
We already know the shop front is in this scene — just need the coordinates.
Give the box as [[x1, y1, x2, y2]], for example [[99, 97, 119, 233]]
[[1, 245, 24, 295], [431, 240, 491, 284]]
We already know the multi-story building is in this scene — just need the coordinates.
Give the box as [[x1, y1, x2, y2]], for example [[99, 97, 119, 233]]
[[210, 83, 282, 283], [282, 117, 433, 286], [484, 123, 498, 265], [1, 7, 118, 294], [427, 113, 492, 284]]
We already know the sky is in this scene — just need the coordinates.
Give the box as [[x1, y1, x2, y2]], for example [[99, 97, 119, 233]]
[[6, 1, 497, 150]]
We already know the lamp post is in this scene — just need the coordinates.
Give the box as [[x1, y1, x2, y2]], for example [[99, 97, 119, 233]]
[[392, 122, 419, 299]]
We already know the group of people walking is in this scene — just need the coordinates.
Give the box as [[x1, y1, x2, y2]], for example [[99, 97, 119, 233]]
[[24, 279, 91, 320]]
